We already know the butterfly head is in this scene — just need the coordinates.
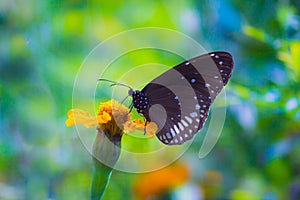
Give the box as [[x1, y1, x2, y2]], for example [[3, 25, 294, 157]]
[[128, 88, 134, 96]]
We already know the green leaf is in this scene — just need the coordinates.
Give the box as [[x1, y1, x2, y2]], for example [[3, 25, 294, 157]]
[[243, 26, 265, 42]]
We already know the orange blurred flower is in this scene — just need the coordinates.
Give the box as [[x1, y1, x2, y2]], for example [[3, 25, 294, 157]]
[[133, 163, 190, 199]]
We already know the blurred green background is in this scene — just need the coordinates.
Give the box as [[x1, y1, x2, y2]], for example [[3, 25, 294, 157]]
[[1, 0, 300, 199]]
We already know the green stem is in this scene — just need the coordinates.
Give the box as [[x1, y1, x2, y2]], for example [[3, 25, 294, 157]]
[[90, 160, 113, 200], [90, 129, 122, 200]]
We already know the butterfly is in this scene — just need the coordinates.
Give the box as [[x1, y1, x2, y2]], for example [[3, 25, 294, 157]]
[[100, 51, 234, 145]]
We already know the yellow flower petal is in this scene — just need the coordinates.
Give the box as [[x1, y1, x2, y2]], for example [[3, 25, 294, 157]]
[[65, 109, 97, 128], [96, 100, 131, 137], [96, 111, 112, 124]]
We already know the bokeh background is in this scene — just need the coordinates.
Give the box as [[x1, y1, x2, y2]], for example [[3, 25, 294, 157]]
[[1, 0, 300, 199]]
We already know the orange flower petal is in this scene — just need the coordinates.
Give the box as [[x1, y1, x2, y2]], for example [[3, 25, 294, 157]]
[[124, 118, 158, 138], [123, 121, 137, 133]]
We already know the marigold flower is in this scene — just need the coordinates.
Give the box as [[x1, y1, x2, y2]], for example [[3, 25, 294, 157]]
[[65, 99, 158, 138], [66, 99, 159, 200]]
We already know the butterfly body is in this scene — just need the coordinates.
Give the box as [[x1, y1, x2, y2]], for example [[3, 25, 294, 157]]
[[130, 89, 150, 114]]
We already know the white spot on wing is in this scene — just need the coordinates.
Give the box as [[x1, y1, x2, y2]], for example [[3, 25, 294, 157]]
[[174, 125, 180, 134], [185, 62, 190, 65], [191, 78, 196, 83], [166, 132, 172, 139], [185, 116, 193, 124], [181, 119, 188, 127], [195, 104, 200, 109], [178, 122, 184, 131], [190, 112, 198, 118], [170, 128, 176, 137]]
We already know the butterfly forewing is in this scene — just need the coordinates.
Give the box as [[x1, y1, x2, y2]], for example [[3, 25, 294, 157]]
[[140, 51, 233, 145]]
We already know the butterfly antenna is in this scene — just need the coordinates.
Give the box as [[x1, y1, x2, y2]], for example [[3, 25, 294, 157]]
[[98, 78, 133, 90]]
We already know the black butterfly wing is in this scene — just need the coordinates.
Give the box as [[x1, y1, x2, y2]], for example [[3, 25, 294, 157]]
[[141, 52, 234, 145]]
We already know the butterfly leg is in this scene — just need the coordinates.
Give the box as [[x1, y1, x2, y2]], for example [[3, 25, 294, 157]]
[[143, 120, 148, 135], [121, 95, 129, 104], [128, 102, 134, 113]]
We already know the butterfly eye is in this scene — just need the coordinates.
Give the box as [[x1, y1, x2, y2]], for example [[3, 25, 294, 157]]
[[128, 89, 134, 96]]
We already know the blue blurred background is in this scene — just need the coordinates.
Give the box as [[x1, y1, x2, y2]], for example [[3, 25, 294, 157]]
[[1, 0, 300, 199]]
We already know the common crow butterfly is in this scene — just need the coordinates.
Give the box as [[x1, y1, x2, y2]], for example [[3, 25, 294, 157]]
[[99, 51, 234, 145]]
